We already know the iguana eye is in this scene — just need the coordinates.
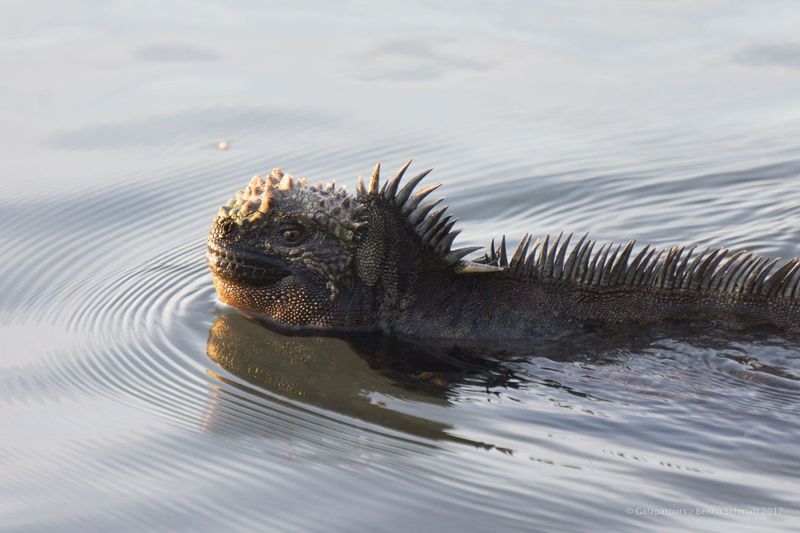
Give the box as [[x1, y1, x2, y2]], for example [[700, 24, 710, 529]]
[[280, 226, 305, 244]]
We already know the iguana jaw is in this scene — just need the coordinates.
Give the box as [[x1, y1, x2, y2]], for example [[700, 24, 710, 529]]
[[206, 241, 290, 286]]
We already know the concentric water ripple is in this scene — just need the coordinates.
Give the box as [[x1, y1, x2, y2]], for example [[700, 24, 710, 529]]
[[2, 123, 800, 528], [5, 137, 797, 528], [5, 3, 800, 525]]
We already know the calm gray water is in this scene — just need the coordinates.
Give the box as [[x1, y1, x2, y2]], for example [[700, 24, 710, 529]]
[[2, 2, 800, 531]]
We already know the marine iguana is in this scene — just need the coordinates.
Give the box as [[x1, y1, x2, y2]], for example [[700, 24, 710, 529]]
[[206, 161, 800, 344]]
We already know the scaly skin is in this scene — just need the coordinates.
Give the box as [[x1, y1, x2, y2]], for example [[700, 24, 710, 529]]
[[206, 162, 800, 344]]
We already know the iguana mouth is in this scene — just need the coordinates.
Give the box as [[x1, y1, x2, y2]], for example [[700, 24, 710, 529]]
[[206, 242, 290, 284]]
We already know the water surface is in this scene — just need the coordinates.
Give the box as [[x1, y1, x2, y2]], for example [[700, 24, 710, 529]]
[[2, 1, 800, 531]]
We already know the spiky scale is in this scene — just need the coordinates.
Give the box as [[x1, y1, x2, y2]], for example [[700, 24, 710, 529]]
[[710, 250, 745, 291], [368, 162, 381, 194], [784, 261, 800, 297], [577, 240, 596, 283], [396, 169, 433, 207], [732, 256, 763, 293], [674, 245, 697, 288], [631, 246, 655, 286], [622, 245, 647, 285], [456, 261, 506, 273], [278, 174, 293, 191], [699, 249, 729, 290], [687, 249, 719, 291], [383, 159, 412, 200], [403, 183, 441, 215], [764, 259, 800, 298], [678, 246, 700, 287], [658, 246, 680, 289], [745, 258, 778, 295], [563, 233, 588, 281], [524, 239, 541, 277], [773, 259, 800, 297], [553, 232, 573, 279], [510, 234, 532, 274], [498, 236, 508, 267], [612, 240, 636, 285], [422, 215, 454, 246], [436, 218, 458, 245], [240, 200, 256, 217], [605, 240, 629, 286], [671, 246, 689, 289], [536, 235, 551, 277], [417, 207, 448, 238], [435, 229, 461, 255], [259, 188, 272, 213], [591, 243, 612, 286], [445, 246, 482, 266], [740, 258, 768, 295], [582, 243, 602, 285], [642, 250, 665, 286], [784, 263, 800, 299], [543, 232, 563, 278], [707, 252, 732, 291], [721, 252, 753, 292], [409, 198, 444, 226], [601, 243, 622, 286], [681, 247, 710, 290]]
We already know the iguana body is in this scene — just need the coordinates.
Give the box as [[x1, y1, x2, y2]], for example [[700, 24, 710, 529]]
[[206, 162, 800, 344]]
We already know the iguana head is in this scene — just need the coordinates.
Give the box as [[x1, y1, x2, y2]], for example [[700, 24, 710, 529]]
[[207, 162, 489, 330]]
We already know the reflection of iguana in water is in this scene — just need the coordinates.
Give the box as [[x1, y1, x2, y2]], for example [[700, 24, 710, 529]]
[[207, 161, 800, 345], [205, 311, 514, 451]]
